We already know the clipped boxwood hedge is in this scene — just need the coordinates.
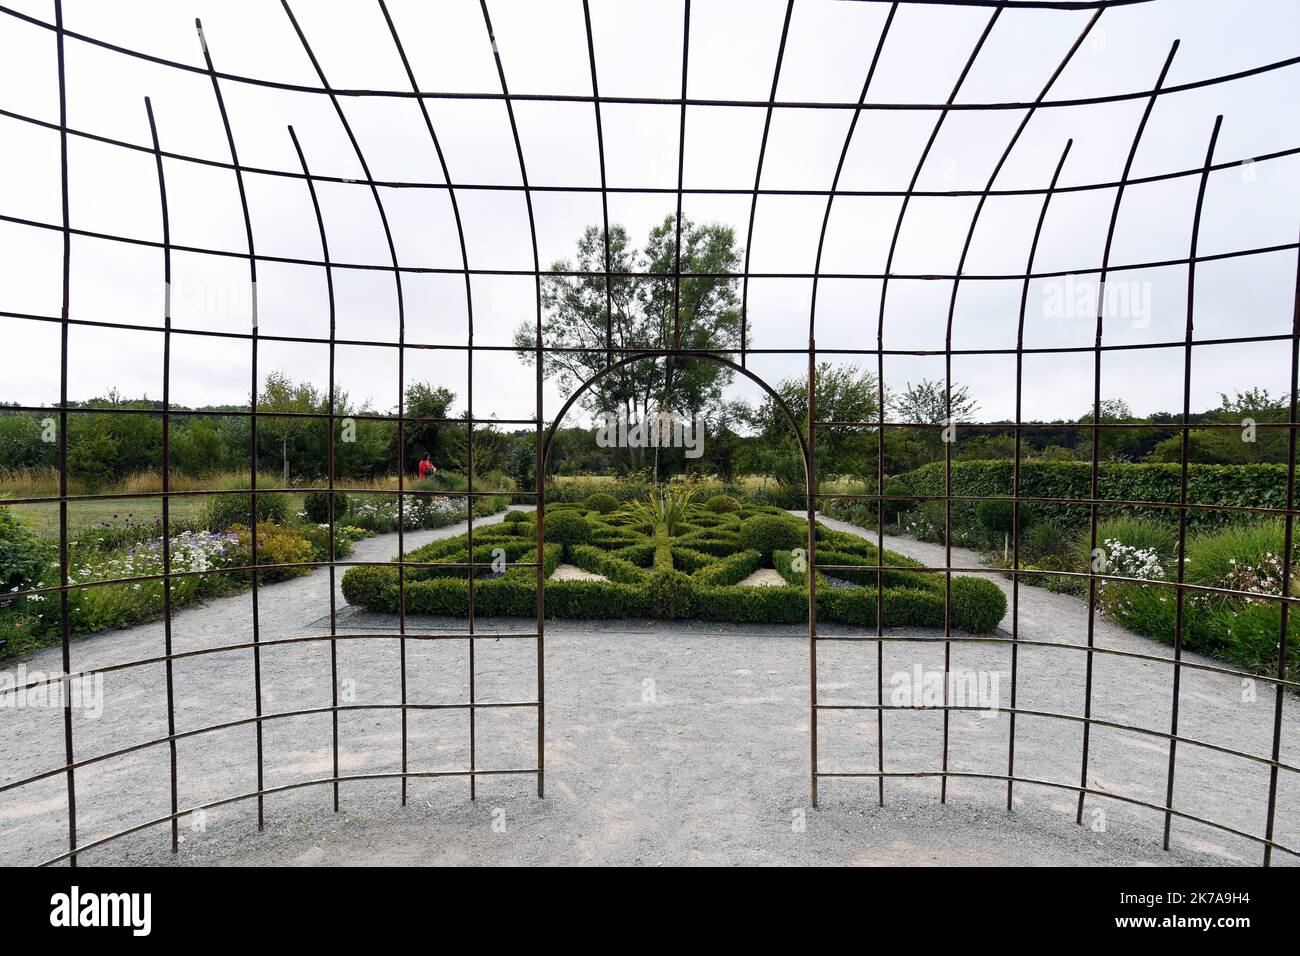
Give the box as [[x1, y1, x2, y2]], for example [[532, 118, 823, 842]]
[[340, 502, 1006, 633], [897, 460, 1298, 532]]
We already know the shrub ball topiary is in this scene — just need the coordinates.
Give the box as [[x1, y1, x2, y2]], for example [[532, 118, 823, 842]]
[[543, 509, 592, 546], [584, 492, 618, 514], [503, 509, 530, 524], [739, 514, 804, 555], [882, 479, 912, 522], [950, 577, 1007, 634], [975, 499, 1014, 536], [705, 493, 741, 513], [204, 492, 289, 533], [302, 490, 350, 524]]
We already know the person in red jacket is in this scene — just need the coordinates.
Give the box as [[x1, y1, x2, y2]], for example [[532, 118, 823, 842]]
[[417, 452, 436, 480]]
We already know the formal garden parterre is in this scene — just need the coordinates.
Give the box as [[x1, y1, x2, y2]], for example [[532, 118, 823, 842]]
[[340, 492, 1007, 633]]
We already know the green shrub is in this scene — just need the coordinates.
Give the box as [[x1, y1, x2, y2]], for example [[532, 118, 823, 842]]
[[625, 487, 697, 537], [584, 492, 618, 514], [901, 460, 1298, 535], [705, 494, 740, 513], [229, 521, 315, 582], [1085, 520, 1300, 675], [302, 490, 351, 524], [692, 549, 760, 587], [904, 500, 947, 543], [745, 484, 805, 510], [543, 509, 592, 547], [976, 499, 1014, 536], [1185, 521, 1287, 594], [504, 509, 531, 524], [413, 471, 469, 493], [739, 514, 804, 557], [647, 566, 693, 619], [204, 492, 289, 532], [0, 506, 48, 592], [949, 577, 1007, 633], [1073, 516, 1176, 574]]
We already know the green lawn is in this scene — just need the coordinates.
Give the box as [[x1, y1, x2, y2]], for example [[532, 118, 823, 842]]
[[9, 495, 305, 538]]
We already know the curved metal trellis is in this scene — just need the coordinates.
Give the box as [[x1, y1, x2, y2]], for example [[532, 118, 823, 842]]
[[0, 0, 1295, 868]]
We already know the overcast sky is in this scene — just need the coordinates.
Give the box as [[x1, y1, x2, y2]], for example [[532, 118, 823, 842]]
[[0, 0, 1296, 430]]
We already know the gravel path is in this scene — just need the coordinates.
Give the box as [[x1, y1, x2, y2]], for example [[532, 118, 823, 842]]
[[0, 507, 1295, 866]]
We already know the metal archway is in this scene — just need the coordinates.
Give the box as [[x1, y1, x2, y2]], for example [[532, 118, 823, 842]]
[[0, 0, 1294, 868], [538, 348, 820, 803]]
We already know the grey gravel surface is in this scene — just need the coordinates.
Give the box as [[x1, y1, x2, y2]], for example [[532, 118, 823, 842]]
[[0, 507, 1295, 866]]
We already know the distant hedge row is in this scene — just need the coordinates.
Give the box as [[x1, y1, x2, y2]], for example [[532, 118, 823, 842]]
[[895, 461, 1296, 531]]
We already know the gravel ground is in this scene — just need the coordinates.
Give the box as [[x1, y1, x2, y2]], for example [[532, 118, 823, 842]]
[[0, 507, 1295, 866]]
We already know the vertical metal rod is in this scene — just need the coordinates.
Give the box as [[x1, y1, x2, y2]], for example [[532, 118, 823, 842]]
[[196, 16, 263, 831], [282, 0, 409, 804], [1163, 115, 1221, 850], [807, 2, 895, 808], [738, 0, 794, 370], [144, 96, 179, 851], [467, 353, 477, 800], [939, 9, 1101, 805], [1079, 41, 1178, 826], [478, 0, 545, 797], [808, 341, 818, 808], [1263, 232, 1300, 865], [671, 0, 690, 352], [377, 0, 480, 802], [1009, 139, 1073, 809], [287, 126, 340, 812], [874, 4, 1002, 808], [53, 0, 77, 866], [580, 0, 614, 369]]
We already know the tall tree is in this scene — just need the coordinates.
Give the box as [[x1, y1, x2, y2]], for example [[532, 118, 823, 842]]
[[257, 371, 320, 482], [515, 215, 742, 475], [744, 363, 882, 483]]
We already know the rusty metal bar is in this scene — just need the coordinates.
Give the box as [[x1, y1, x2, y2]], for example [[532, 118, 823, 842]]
[[196, 13, 265, 832], [1078, 40, 1179, 827]]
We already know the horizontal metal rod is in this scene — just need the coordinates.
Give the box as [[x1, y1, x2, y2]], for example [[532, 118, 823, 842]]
[[812, 769, 1298, 857], [0, 701, 540, 797], [2, 487, 535, 508], [812, 702, 1300, 773], [34, 768, 542, 867], [814, 632, 1299, 689], [1, 209, 1293, 282], [814, 492, 1299, 520], [5, 309, 1297, 359], [1, 631, 543, 697], [808, 563, 1300, 605], [1, 100, 1293, 201], [6, 3, 1285, 114]]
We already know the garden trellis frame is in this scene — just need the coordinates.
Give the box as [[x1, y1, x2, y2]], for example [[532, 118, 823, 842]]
[[0, 0, 1296, 866]]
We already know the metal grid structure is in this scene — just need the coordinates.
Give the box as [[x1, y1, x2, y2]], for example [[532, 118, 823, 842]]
[[0, 0, 1295, 866]]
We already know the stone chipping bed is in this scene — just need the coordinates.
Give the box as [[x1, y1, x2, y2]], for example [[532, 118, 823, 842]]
[[0, 507, 1295, 866]]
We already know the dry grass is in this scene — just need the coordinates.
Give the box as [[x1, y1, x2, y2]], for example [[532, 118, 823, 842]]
[[0, 467, 421, 499]]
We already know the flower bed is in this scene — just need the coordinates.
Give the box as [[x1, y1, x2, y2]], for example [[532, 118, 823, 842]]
[[340, 503, 1007, 632]]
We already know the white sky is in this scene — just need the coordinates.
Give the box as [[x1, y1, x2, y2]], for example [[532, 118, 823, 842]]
[[0, 0, 1297, 428]]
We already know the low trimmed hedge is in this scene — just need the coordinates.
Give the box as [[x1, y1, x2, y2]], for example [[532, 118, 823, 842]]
[[340, 502, 1007, 633]]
